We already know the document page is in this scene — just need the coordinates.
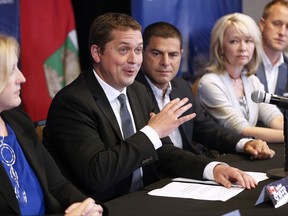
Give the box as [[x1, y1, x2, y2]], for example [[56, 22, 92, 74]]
[[148, 172, 268, 202]]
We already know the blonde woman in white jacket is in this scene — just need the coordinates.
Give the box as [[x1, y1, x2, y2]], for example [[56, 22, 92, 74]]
[[197, 13, 284, 143]]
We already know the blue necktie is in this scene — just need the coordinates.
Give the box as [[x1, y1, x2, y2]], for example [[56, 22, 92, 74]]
[[118, 94, 143, 192]]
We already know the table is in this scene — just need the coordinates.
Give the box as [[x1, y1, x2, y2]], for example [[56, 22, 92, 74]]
[[104, 143, 288, 215]]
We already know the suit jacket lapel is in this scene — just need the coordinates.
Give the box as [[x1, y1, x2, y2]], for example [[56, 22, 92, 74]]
[[276, 62, 288, 96], [2, 112, 43, 177], [0, 112, 38, 214], [84, 69, 123, 139], [0, 164, 20, 214], [257, 63, 269, 93], [135, 72, 159, 112], [170, 80, 200, 153], [127, 87, 147, 131], [169, 83, 190, 140]]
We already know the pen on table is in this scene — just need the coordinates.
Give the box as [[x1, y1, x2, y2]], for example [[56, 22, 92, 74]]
[[173, 180, 244, 188]]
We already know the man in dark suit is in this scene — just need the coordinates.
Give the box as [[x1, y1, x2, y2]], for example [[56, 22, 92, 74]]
[[43, 13, 257, 202], [256, 0, 288, 108], [137, 21, 275, 159]]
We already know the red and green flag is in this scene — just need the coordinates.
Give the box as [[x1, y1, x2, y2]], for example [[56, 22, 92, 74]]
[[20, 0, 80, 122]]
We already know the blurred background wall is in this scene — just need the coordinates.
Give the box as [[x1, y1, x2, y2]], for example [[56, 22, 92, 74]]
[[72, 0, 271, 77]]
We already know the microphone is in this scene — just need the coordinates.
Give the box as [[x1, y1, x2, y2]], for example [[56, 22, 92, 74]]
[[251, 90, 288, 109]]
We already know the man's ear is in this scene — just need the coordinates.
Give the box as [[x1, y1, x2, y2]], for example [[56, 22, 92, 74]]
[[259, 18, 265, 33], [91, 44, 101, 63]]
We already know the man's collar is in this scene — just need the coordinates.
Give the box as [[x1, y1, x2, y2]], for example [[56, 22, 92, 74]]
[[93, 69, 127, 102], [144, 75, 172, 98]]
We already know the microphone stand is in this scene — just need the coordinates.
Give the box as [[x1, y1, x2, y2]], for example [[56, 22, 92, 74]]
[[266, 109, 288, 179]]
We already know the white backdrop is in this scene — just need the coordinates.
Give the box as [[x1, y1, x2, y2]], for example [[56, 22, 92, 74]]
[[243, 0, 271, 23]]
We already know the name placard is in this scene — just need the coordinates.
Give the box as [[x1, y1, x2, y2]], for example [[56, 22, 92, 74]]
[[255, 176, 288, 208]]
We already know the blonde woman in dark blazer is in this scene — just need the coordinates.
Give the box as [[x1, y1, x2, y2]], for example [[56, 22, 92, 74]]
[[0, 34, 104, 215]]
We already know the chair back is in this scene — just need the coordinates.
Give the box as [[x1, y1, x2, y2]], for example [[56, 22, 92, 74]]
[[34, 120, 46, 143]]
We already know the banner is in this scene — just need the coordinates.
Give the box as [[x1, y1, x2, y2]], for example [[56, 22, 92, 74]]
[[0, 0, 20, 41], [20, 0, 80, 122], [132, 0, 242, 81]]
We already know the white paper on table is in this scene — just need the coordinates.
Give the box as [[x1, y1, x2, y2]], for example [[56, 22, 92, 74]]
[[148, 171, 268, 202], [148, 181, 244, 201]]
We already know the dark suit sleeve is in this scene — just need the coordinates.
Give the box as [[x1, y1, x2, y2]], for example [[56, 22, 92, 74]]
[[156, 137, 212, 179], [193, 97, 244, 153]]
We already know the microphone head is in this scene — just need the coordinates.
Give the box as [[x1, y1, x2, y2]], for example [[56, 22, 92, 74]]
[[251, 90, 265, 103]]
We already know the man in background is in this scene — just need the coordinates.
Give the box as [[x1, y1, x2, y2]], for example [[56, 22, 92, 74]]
[[256, 0, 288, 103], [136, 21, 275, 159]]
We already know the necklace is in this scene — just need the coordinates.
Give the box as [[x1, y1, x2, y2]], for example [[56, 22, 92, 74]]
[[229, 74, 241, 80], [0, 123, 27, 205]]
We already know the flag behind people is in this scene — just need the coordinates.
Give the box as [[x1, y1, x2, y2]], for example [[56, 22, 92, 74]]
[[20, 0, 80, 122]]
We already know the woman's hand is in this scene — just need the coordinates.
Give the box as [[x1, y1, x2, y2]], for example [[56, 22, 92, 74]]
[[65, 197, 103, 216]]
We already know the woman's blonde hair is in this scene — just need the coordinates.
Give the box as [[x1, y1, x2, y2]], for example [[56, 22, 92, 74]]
[[0, 34, 19, 94], [206, 13, 263, 76]]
